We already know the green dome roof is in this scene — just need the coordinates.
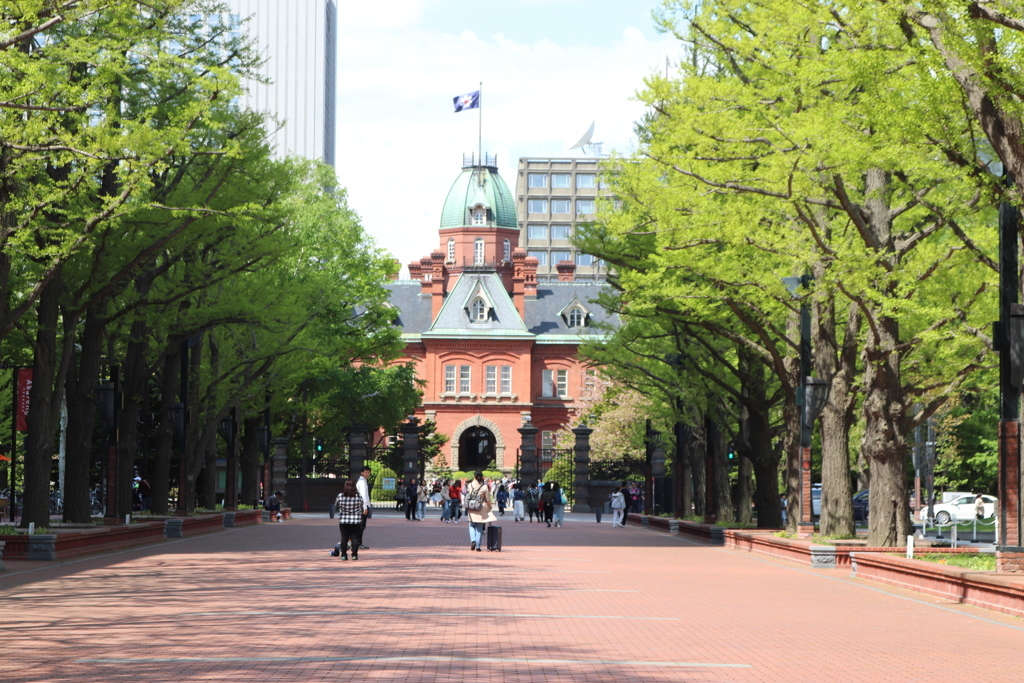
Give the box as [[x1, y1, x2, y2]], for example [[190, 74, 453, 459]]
[[440, 164, 517, 229]]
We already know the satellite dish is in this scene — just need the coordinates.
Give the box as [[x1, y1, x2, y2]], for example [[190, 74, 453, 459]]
[[569, 121, 595, 150]]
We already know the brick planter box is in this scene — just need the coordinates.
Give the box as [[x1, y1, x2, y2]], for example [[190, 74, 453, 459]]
[[223, 509, 261, 527], [261, 507, 291, 523], [163, 514, 225, 538], [724, 529, 982, 568], [1, 522, 167, 561], [851, 552, 1024, 619]]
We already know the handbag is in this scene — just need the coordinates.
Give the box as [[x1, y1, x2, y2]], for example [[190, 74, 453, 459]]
[[560, 491, 568, 505]]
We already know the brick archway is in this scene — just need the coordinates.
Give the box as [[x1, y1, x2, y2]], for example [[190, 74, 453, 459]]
[[451, 415, 506, 470]]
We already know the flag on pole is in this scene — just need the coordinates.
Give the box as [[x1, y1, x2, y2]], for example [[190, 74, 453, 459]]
[[453, 90, 480, 112]]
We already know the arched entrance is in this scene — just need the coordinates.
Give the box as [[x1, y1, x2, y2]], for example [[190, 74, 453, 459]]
[[450, 415, 506, 470], [459, 426, 495, 472]]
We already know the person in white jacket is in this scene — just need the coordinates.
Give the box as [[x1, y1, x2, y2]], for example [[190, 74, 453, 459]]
[[610, 487, 627, 528]]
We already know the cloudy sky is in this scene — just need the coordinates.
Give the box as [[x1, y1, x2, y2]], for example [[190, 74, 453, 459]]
[[334, 0, 679, 275]]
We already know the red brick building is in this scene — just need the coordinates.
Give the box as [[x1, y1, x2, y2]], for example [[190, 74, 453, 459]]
[[386, 155, 613, 472]]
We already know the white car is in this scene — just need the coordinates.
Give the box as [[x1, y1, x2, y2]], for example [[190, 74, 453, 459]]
[[920, 494, 996, 524]]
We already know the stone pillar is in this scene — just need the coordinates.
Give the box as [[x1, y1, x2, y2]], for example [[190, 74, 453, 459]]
[[271, 437, 288, 504], [518, 423, 539, 486], [402, 419, 421, 483], [571, 425, 593, 513], [348, 425, 367, 481]]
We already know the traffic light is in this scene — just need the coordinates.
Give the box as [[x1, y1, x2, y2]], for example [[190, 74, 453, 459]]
[[315, 438, 324, 453], [727, 448, 737, 469]]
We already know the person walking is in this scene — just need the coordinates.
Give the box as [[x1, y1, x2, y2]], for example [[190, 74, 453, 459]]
[[334, 479, 368, 560], [449, 479, 463, 524], [627, 483, 643, 513], [540, 482, 557, 528], [405, 478, 417, 520], [495, 485, 508, 517], [465, 470, 496, 551], [416, 479, 429, 520], [395, 477, 407, 511], [356, 466, 372, 550], [551, 482, 566, 528], [525, 483, 541, 523], [512, 483, 525, 522], [610, 486, 626, 527], [440, 480, 452, 522]]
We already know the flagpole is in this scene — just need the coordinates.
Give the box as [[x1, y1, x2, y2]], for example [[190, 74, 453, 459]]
[[478, 81, 483, 179]]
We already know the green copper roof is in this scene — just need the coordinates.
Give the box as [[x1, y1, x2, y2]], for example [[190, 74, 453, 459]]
[[440, 165, 517, 228]]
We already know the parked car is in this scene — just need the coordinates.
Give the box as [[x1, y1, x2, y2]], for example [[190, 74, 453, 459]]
[[852, 490, 869, 522], [920, 494, 997, 524]]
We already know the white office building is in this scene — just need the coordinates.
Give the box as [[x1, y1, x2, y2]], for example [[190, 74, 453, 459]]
[[221, 0, 337, 165]]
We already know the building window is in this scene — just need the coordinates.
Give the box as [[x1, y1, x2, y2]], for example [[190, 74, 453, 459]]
[[471, 298, 488, 322], [501, 366, 512, 394], [459, 365, 471, 394], [503, 239, 511, 261], [577, 253, 595, 267], [568, 308, 584, 328], [542, 369, 568, 398], [551, 225, 571, 240], [486, 365, 497, 393], [576, 199, 595, 214], [551, 173, 570, 188], [527, 250, 548, 266], [528, 173, 548, 188], [585, 368, 597, 394], [576, 173, 597, 189], [551, 199, 570, 214], [551, 250, 571, 264], [474, 238, 484, 264], [527, 225, 548, 241], [447, 238, 455, 262], [444, 365, 456, 393], [541, 431, 554, 448], [527, 199, 547, 214], [473, 210, 486, 226]]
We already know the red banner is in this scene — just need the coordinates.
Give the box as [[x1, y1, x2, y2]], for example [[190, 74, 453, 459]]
[[16, 368, 32, 433]]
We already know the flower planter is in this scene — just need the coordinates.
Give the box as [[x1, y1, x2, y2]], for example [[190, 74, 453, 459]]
[[0, 522, 166, 561], [164, 514, 224, 538], [223, 509, 261, 527], [851, 553, 1024, 619]]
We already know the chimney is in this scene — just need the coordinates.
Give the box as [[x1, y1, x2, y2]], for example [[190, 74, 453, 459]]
[[555, 260, 576, 282], [430, 251, 446, 320], [408, 261, 423, 281], [418, 256, 433, 294], [524, 255, 539, 301], [512, 250, 526, 319]]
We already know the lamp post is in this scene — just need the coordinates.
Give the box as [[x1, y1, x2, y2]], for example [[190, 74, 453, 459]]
[[94, 366, 120, 523], [801, 376, 829, 533], [401, 415, 421, 486], [218, 407, 237, 510]]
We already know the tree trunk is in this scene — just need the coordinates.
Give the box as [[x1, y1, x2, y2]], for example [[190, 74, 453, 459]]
[[862, 316, 911, 546], [22, 271, 63, 527], [736, 347, 783, 528], [784, 312, 801, 534], [199, 439, 217, 510], [240, 414, 260, 507], [117, 317, 150, 517], [814, 294, 859, 538], [715, 425, 734, 523], [690, 423, 706, 517], [681, 443, 693, 517], [63, 306, 103, 523], [735, 454, 753, 524], [151, 348, 179, 515]]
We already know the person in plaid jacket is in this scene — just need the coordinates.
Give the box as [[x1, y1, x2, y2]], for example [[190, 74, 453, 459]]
[[334, 479, 368, 561]]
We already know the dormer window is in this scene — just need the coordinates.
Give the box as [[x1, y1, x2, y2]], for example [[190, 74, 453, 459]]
[[447, 238, 455, 262], [568, 308, 584, 328], [471, 297, 488, 322], [473, 210, 486, 226], [474, 238, 485, 265]]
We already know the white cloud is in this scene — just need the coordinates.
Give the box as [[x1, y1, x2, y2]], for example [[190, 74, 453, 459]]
[[335, 17, 677, 275]]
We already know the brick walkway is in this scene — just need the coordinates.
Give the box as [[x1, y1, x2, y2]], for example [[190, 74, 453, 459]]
[[2, 509, 1022, 682]]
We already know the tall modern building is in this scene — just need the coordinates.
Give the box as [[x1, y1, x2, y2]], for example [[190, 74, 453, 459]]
[[515, 157, 612, 282], [222, 0, 336, 165]]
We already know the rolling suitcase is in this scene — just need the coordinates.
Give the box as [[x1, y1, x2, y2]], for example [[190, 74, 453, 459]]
[[487, 525, 502, 552]]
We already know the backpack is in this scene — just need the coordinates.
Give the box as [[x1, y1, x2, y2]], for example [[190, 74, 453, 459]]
[[464, 484, 484, 511], [513, 489, 525, 501]]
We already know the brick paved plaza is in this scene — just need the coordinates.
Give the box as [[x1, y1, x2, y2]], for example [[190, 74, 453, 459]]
[[1, 511, 1022, 682]]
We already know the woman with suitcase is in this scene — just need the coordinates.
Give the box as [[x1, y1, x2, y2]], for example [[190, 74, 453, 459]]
[[465, 470, 497, 551]]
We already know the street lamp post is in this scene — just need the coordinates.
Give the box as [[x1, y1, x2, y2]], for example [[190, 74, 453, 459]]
[[674, 420, 694, 518], [802, 377, 829, 533]]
